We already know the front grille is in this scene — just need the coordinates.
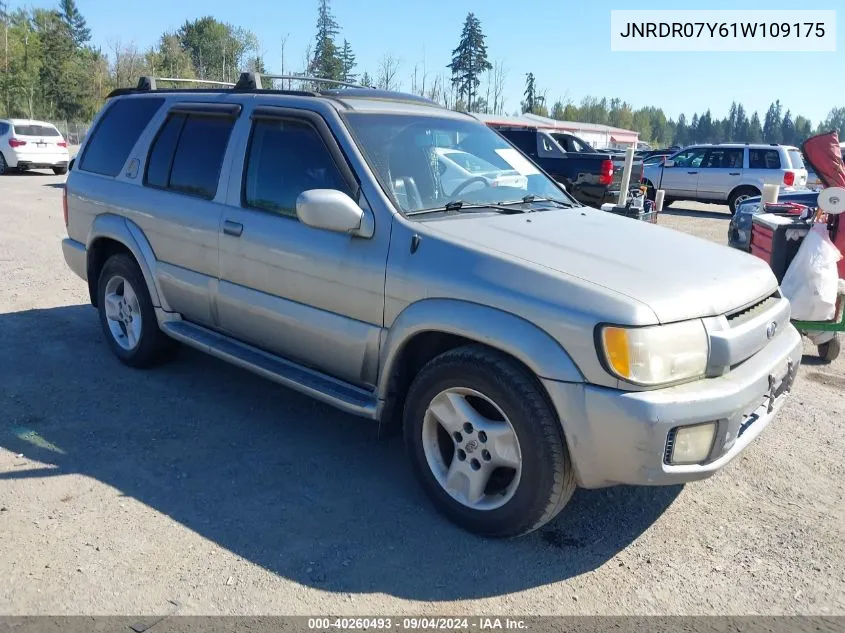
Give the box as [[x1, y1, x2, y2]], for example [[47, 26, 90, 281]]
[[726, 292, 780, 328]]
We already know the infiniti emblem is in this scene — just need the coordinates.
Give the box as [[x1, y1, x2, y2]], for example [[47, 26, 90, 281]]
[[766, 322, 778, 339]]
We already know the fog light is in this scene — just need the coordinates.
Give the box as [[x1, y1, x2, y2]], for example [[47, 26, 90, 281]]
[[668, 422, 717, 465]]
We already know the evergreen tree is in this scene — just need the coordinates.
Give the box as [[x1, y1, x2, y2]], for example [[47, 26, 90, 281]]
[[748, 112, 763, 143], [339, 39, 356, 83], [309, 0, 342, 80], [58, 0, 89, 46], [447, 12, 491, 110], [359, 70, 373, 88], [735, 104, 749, 141], [762, 100, 783, 143], [726, 102, 738, 141], [522, 72, 536, 114], [690, 114, 699, 143], [674, 113, 688, 146], [551, 100, 565, 120], [780, 110, 795, 146], [794, 115, 813, 143]]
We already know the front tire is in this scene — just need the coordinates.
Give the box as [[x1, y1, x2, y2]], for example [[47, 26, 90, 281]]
[[0, 153, 8, 175], [97, 253, 175, 368], [404, 345, 576, 538], [729, 187, 760, 216]]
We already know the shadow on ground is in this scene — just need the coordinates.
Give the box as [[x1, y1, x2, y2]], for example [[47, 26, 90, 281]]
[[660, 205, 730, 220], [0, 305, 681, 600]]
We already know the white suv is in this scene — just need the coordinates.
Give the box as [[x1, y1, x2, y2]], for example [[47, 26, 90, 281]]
[[642, 143, 808, 214], [0, 118, 70, 175]]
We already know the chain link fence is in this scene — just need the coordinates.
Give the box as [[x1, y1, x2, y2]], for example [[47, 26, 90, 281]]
[[49, 121, 92, 147]]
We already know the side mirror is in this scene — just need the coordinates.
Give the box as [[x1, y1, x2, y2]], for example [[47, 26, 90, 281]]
[[296, 189, 373, 237], [663, 159, 675, 168]]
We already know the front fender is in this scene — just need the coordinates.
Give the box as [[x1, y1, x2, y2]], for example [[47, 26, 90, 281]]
[[87, 214, 170, 311], [378, 298, 584, 396]]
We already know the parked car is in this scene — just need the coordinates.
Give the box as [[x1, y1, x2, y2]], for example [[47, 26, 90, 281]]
[[62, 73, 802, 538], [489, 125, 644, 208], [0, 118, 70, 175], [728, 190, 821, 251], [433, 147, 528, 196], [643, 153, 672, 166], [642, 143, 809, 214]]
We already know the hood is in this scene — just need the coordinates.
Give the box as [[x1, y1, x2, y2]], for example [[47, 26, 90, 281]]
[[424, 208, 778, 323]]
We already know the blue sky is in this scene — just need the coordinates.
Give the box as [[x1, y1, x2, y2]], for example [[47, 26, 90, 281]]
[[16, 0, 844, 124]]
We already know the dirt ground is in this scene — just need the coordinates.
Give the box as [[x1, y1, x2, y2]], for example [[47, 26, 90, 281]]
[[0, 171, 843, 616]]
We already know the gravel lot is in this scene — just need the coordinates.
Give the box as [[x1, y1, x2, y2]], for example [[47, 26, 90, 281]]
[[0, 171, 843, 616]]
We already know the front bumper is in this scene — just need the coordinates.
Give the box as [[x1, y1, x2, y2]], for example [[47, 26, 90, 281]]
[[62, 238, 87, 281], [543, 323, 803, 489]]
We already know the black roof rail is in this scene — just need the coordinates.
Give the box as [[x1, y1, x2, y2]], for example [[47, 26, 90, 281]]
[[106, 72, 434, 102]]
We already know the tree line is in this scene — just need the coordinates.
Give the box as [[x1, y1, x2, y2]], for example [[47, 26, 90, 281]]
[[1, 0, 843, 147]]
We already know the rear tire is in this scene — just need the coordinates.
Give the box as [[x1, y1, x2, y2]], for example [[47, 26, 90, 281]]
[[728, 187, 760, 216], [0, 153, 8, 175], [97, 253, 176, 368], [662, 197, 674, 209], [53, 165, 68, 175], [403, 345, 576, 538], [818, 334, 840, 363]]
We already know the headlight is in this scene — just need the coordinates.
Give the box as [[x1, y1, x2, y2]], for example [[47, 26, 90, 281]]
[[599, 320, 709, 385]]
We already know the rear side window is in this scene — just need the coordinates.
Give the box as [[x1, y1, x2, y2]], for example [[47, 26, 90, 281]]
[[702, 148, 743, 169], [80, 98, 164, 177], [0, 122, 9, 135], [145, 114, 235, 199], [13, 124, 61, 137], [749, 149, 781, 169], [244, 118, 350, 218], [787, 149, 805, 169]]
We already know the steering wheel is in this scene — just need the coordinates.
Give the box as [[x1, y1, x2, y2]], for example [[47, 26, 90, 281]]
[[449, 176, 491, 198]]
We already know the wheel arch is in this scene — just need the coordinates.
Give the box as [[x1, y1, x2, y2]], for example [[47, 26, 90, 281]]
[[376, 298, 584, 436], [728, 184, 761, 202], [86, 215, 167, 310]]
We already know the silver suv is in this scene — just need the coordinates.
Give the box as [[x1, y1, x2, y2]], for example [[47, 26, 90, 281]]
[[642, 143, 808, 214], [61, 74, 802, 537]]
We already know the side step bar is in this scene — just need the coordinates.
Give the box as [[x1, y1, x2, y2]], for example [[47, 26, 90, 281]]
[[161, 321, 379, 420]]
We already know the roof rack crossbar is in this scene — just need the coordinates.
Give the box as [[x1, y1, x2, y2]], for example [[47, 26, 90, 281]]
[[257, 74, 374, 90]]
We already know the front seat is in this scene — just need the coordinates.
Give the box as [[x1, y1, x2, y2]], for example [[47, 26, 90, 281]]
[[388, 142, 438, 211]]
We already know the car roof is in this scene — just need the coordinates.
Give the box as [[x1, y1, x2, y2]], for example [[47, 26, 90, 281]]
[[4, 118, 58, 127]]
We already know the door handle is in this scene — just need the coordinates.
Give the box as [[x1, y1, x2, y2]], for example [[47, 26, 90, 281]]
[[688, 171, 699, 174], [223, 220, 243, 237], [729, 172, 740, 175]]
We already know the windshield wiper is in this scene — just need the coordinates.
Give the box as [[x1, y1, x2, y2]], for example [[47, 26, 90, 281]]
[[517, 195, 579, 208], [407, 200, 529, 216]]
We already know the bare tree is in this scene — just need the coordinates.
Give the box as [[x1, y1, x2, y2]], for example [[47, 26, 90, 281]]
[[426, 73, 443, 104], [376, 53, 400, 91], [280, 33, 289, 88], [110, 40, 147, 89], [491, 59, 507, 115]]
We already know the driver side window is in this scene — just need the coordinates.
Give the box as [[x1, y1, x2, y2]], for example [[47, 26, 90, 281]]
[[672, 149, 706, 168]]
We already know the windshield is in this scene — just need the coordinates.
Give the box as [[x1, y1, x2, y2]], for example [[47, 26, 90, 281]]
[[344, 112, 571, 213]]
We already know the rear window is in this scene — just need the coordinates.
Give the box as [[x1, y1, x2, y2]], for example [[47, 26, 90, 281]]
[[79, 98, 165, 177], [13, 124, 61, 137], [748, 149, 781, 169], [145, 114, 234, 199], [787, 149, 805, 169]]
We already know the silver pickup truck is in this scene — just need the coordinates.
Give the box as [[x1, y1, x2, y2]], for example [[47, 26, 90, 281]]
[[61, 74, 802, 538]]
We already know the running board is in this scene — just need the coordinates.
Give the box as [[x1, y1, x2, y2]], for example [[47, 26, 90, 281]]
[[161, 321, 379, 420]]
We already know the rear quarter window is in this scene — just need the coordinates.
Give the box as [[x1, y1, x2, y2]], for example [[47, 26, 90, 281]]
[[79, 98, 165, 177], [787, 149, 805, 169], [748, 149, 781, 169]]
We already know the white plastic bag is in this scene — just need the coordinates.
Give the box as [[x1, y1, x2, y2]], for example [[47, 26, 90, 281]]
[[780, 223, 842, 321]]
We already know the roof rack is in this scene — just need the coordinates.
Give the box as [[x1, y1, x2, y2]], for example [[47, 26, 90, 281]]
[[118, 72, 374, 95]]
